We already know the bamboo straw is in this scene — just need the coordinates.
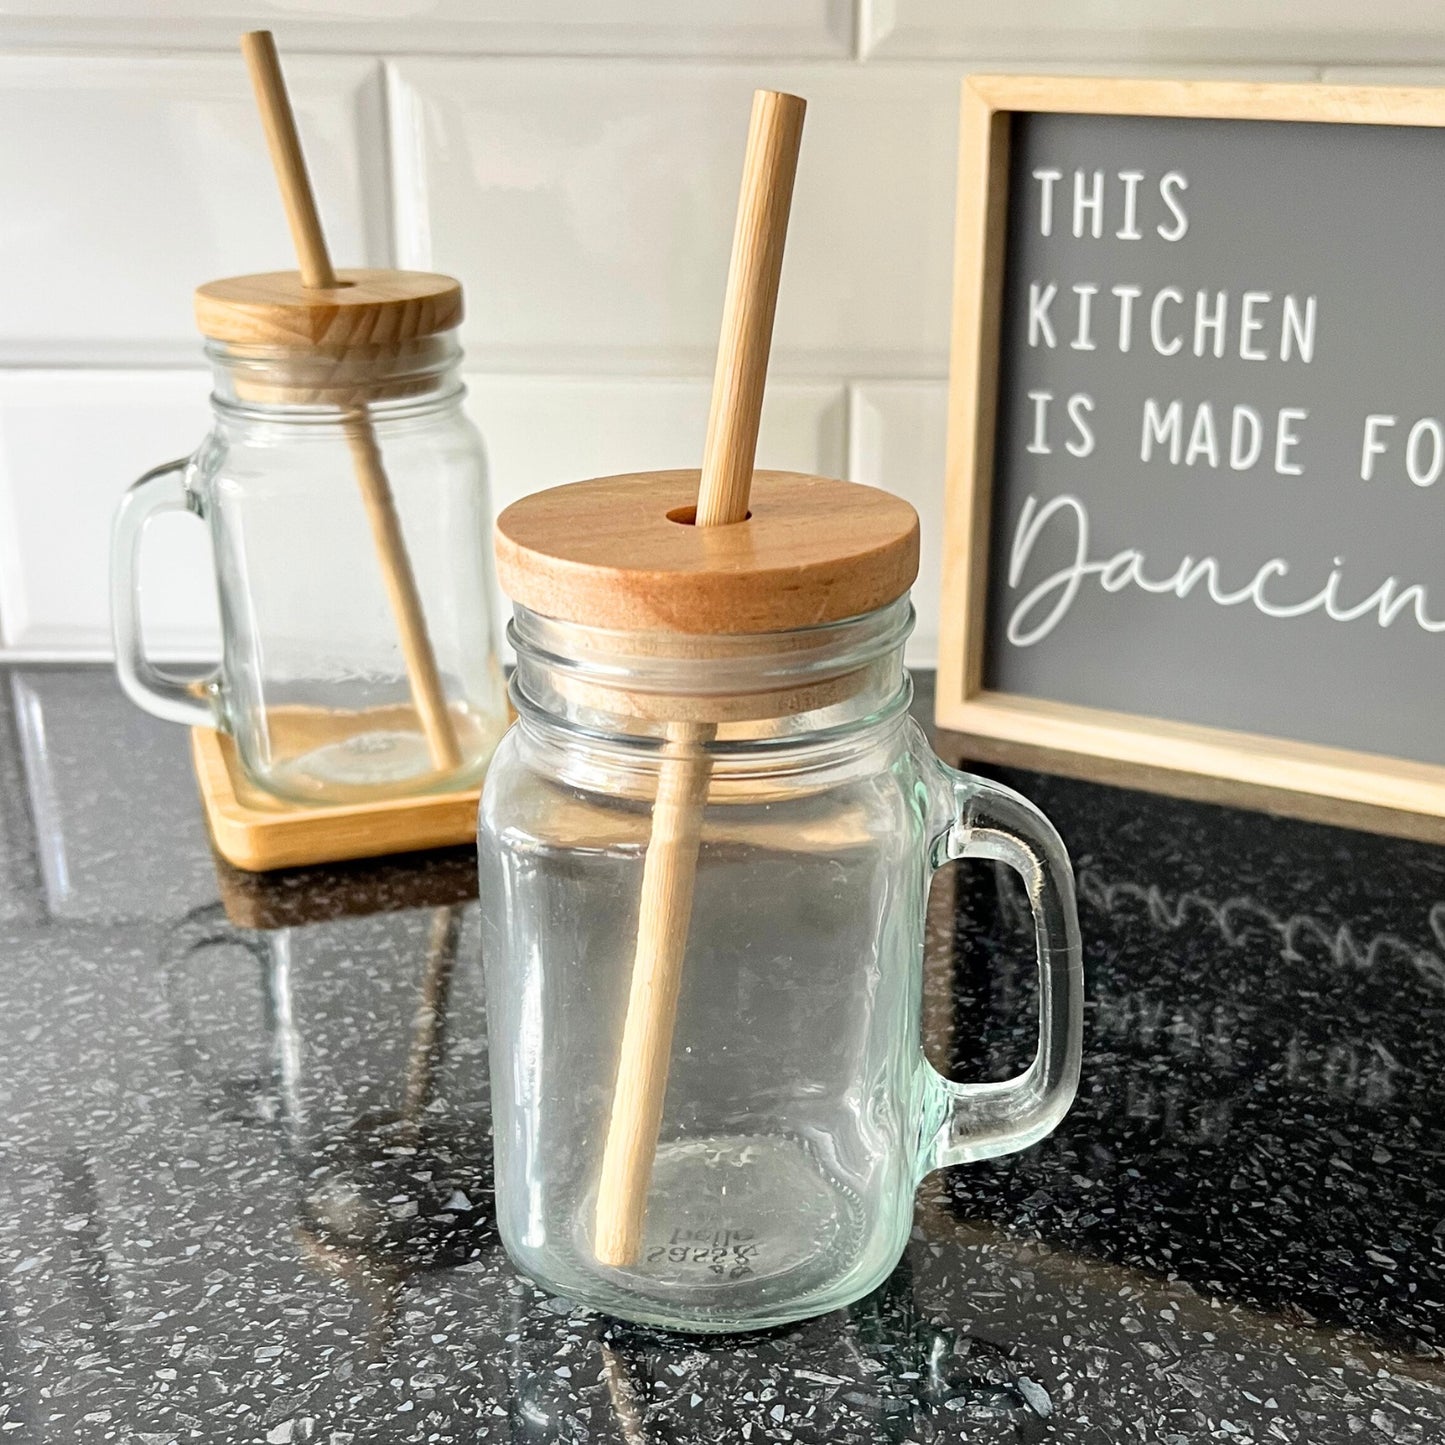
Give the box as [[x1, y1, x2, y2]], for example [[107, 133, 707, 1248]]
[[400, 904, 464, 1127], [592, 90, 806, 1268], [240, 30, 463, 774]]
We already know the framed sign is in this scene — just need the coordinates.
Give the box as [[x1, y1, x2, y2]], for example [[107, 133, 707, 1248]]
[[938, 75, 1445, 840]]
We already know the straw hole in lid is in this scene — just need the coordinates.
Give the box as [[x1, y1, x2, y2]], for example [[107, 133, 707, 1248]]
[[666, 505, 753, 526]]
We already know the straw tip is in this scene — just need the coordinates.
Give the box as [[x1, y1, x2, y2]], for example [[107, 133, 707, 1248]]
[[240, 29, 278, 61]]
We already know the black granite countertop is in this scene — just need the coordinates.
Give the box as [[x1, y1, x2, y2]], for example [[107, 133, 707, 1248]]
[[0, 665, 1442, 1444]]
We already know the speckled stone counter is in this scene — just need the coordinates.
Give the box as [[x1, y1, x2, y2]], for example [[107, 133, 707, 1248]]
[[0, 666, 1441, 1444]]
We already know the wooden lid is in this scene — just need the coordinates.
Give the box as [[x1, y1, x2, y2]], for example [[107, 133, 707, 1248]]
[[495, 470, 919, 634], [193, 268, 463, 348]]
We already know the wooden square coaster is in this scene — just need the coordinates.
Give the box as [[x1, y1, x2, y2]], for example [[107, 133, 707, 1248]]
[[190, 726, 482, 872]]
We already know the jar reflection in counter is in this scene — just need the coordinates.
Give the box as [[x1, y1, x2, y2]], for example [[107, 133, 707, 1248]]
[[496, 1249, 1050, 1444], [161, 893, 494, 1346]]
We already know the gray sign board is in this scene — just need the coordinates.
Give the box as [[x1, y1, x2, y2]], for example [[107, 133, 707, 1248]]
[[985, 110, 1445, 766]]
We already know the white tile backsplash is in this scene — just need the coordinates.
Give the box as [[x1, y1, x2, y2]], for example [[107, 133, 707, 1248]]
[[1, 15, 1439, 672], [0, 370, 849, 663], [0, 371, 218, 655], [0, 3, 856, 58], [860, 1, 1445, 64], [468, 375, 846, 512], [848, 382, 948, 668], [390, 60, 960, 377], [0, 53, 387, 364]]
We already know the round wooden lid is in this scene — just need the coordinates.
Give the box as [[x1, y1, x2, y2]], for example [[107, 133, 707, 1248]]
[[193, 268, 463, 348], [495, 470, 920, 634]]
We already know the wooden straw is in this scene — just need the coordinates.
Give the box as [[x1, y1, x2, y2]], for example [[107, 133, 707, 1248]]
[[592, 90, 806, 1267], [240, 31, 336, 291], [697, 91, 808, 527], [240, 30, 462, 773], [340, 419, 463, 771]]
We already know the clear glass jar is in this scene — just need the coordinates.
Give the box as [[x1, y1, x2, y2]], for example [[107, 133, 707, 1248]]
[[112, 331, 507, 805], [478, 597, 1083, 1332]]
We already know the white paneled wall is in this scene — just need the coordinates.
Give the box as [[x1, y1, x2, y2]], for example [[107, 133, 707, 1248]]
[[0, 371, 215, 655], [0, 5, 1433, 670], [0, 54, 388, 363], [388, 60, 960, 377]]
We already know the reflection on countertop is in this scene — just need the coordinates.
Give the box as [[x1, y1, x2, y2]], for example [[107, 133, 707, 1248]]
[[0, 665, 1441, 1444]]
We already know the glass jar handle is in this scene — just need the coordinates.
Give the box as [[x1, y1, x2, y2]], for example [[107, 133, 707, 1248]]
[[919, 764, 1084, 1174], [110, 457, 220, 730]]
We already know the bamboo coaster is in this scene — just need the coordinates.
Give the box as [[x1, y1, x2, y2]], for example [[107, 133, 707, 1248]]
[[190, 725, 482, 873]]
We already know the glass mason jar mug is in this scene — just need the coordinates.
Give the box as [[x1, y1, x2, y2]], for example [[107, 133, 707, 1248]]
[[111, 274, 507, 807], [479, 595, 1085, 1332]]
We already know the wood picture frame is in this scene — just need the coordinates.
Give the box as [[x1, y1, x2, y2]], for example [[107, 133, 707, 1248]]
[[937, 74, 1445, 843]]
